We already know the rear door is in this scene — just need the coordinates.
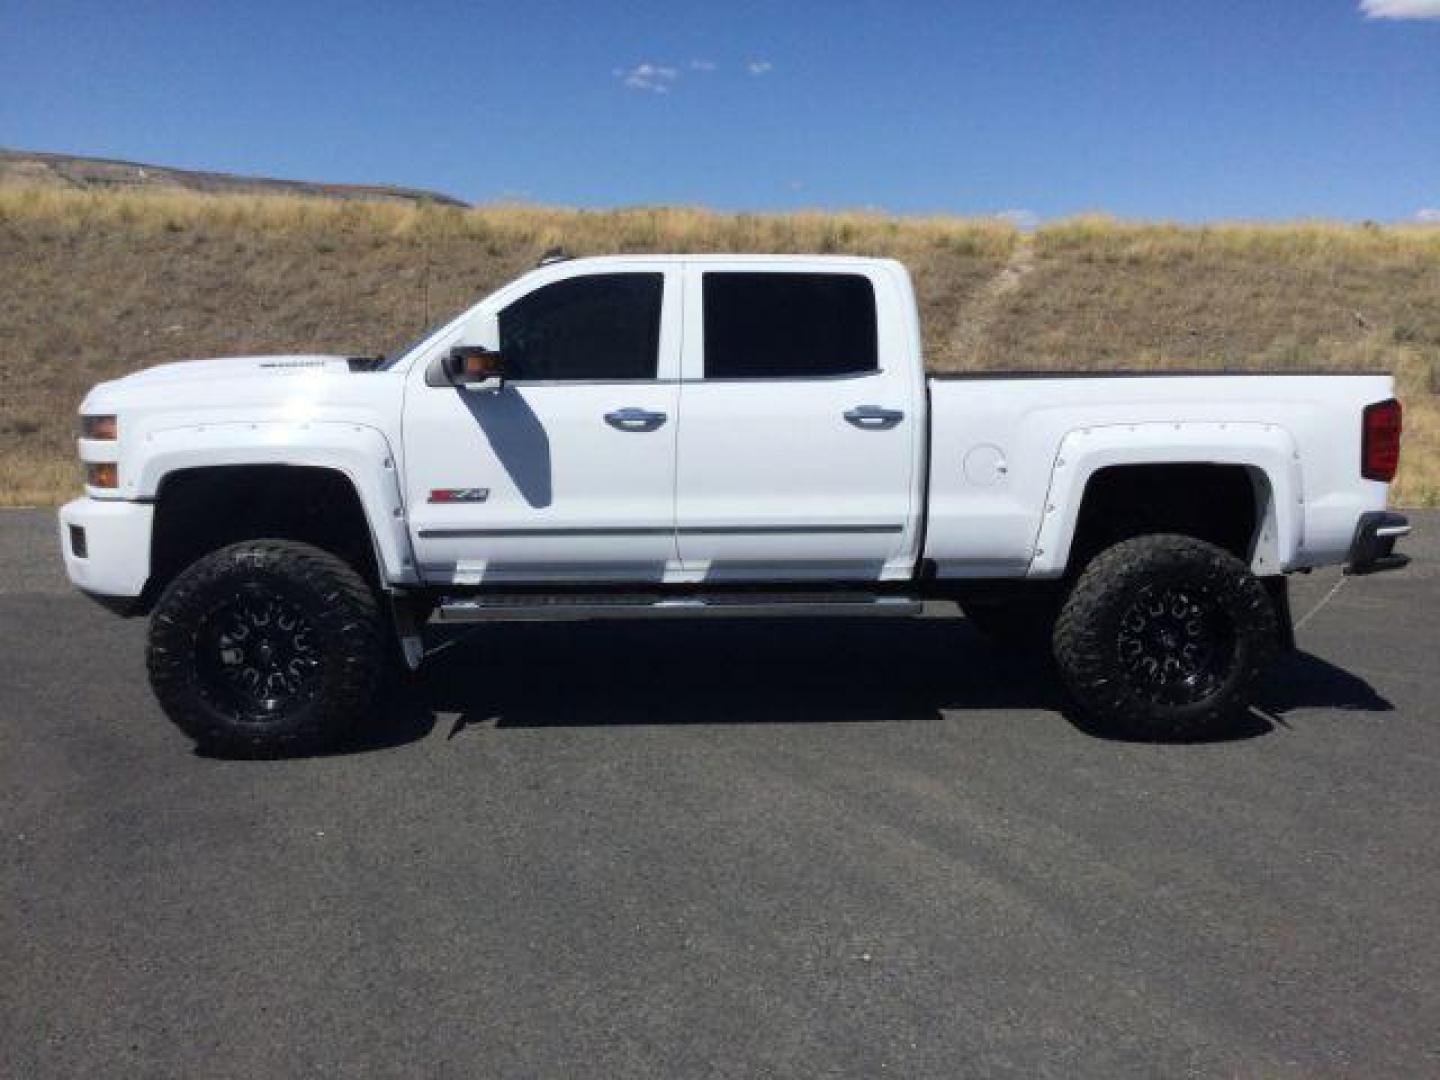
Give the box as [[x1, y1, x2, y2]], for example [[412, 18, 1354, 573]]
[[673, 262, 924, 582], [404, 263, 682, 584]]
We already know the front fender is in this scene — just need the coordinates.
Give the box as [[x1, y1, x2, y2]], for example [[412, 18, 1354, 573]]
[[136, 421, 418, 585], [1028, 421, 1303, 578]]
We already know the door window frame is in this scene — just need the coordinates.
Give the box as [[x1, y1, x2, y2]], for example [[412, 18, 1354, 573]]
[[401, 261, 684, 387], [680, 262, 897, 384]]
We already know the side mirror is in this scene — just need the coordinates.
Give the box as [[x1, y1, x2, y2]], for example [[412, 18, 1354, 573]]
[[443, 345, 506, 392]]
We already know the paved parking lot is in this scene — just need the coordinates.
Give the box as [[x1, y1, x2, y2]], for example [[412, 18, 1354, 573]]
[[3, 508, 1437, 1077]]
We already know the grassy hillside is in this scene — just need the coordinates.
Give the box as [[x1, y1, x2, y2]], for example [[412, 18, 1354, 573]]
[[0, 148, 467, 206], [2, 185, 1436, 506]]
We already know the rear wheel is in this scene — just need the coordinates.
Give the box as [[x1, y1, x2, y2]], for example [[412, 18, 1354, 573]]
[[147, 540, 384, 755], [1052, 534, 1278, 740]]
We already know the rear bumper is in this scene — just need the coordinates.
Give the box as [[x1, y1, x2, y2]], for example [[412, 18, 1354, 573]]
[[58, 498, 153, 604], [1345, 511, 1411, 576]]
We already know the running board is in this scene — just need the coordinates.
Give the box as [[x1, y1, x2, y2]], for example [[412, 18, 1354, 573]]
[[434, 592, 924, 623]]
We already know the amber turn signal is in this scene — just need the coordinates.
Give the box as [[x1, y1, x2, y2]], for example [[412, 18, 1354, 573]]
[[81, 415, 118, 440], [86, 462, 119, 489], [463, 353, 501, 378]]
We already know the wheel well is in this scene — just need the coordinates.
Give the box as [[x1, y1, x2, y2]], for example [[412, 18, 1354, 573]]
[[146, 466, 380, 607], [1066, 464, 1262, 576]]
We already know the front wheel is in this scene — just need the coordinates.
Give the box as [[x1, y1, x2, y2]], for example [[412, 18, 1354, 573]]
[[147, 540, 384, 755], [1052, 534, 1279, 740]]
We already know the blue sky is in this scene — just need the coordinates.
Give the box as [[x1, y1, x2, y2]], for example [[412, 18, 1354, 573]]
[[1, 0, 1436, 222]]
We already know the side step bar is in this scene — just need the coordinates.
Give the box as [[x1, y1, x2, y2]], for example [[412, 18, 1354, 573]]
[[435, 592, 924, 623]]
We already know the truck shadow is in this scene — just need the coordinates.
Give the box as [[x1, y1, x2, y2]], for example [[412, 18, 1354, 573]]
[[461, 388, 553, 508], [338, 616, 1393, 753]]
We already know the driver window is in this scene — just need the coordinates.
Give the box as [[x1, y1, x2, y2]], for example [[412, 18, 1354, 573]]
[[499, 273, 663, 381]]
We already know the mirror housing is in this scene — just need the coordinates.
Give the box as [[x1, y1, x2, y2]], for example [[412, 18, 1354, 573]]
[[443, 345, 505, 392], [471, 310, 501, 353]]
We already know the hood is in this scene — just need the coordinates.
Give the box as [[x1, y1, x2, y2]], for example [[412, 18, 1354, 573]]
[[80, 352, 402, 423], [111, 354, 359, 387]]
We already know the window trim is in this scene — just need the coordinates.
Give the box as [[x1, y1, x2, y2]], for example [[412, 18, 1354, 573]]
[[493, 377, 684, 387], [680, 368, 885, 386]]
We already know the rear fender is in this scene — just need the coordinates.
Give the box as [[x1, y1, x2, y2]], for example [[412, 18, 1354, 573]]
[[1029, 421, 1302, 578]]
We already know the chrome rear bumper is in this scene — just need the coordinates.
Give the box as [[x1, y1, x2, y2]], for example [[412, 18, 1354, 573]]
[[1345, 511, 1411, 576]]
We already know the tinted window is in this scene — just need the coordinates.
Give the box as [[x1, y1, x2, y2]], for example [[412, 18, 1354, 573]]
[[499, 273, 663, 381], [703, 273, 878, 379]]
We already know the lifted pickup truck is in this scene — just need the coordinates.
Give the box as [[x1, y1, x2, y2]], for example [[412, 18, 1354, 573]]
[[60, 255, 1410, 752]]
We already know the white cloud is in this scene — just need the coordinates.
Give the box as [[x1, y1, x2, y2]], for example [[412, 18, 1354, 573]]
[[689, 59, 716, 71], [746, 60, 774, 76], [1418, 208, 1440, 222], [615, 62, 679, 93], [1360, 0, 1440, 19]]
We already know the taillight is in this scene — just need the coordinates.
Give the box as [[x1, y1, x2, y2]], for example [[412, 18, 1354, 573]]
[[1361, 398, 1402, 482]]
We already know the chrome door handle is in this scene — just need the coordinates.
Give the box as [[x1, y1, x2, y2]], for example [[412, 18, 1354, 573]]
[[844, 406, 905, 428], [605, 407, 668, 431]]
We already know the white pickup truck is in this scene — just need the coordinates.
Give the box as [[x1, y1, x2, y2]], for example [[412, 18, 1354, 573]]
[[60, 254, 1410, 752]]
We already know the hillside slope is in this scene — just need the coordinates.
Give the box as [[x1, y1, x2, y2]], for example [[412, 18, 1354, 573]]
[[0, 149, 466, 207], [1, 186, 1435, 505]]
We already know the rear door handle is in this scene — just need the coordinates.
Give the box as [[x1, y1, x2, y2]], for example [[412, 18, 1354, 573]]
[[844, 406, 905, 428], [605, 407, 668, 431]]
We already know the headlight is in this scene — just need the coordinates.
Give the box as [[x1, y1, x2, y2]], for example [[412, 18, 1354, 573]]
[[81, 414, 118, 441], [86, 462, 119, 489]]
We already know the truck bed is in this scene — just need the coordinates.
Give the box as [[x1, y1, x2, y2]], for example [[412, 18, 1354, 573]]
[[922, 371, 1395, 579]]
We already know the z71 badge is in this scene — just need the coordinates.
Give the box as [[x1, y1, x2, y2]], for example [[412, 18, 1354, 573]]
[[428, 488, 490, 503]]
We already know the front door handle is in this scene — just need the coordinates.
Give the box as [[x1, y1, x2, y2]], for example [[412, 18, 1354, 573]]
[[605, 407, 668, 431], [844, 406, 905, 429]]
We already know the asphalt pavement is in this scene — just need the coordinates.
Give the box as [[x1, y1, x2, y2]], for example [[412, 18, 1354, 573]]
[[2, 508, 1437, 1078]]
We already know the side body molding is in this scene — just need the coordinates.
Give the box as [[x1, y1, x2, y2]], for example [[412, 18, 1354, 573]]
[[1028, 421, 1303, 578], [135, 421, 419, 585]]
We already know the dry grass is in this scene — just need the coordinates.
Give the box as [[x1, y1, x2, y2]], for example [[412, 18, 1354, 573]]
[[1, 187, 1436, 505], [970, 215, 1440, 371]]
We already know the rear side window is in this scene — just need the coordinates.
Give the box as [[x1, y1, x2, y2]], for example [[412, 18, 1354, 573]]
[[499, 273, 663, 381], [703, 272, 878, 379]]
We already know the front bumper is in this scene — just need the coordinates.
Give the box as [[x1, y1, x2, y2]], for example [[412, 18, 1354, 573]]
[[1345, 511, 1411, 576], [58, 498, 154, 604]]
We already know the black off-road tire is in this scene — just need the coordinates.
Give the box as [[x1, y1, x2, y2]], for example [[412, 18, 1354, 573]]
[[147, 540, 384, 755], [1052, 534, 1279, 741]]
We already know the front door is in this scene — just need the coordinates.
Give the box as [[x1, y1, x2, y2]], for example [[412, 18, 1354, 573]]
[[405, 265, 682, 585]]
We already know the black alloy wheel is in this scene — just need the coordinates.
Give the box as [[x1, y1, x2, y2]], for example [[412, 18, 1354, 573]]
[[193, 584, 324, 722], [1114, 582, 1237, 707]]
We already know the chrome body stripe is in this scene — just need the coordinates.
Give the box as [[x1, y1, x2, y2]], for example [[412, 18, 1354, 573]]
[[417, 524, 905, 539]]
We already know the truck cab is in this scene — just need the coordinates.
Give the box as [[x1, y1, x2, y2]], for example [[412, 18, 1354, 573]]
[[405, 255, 926, 586]]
